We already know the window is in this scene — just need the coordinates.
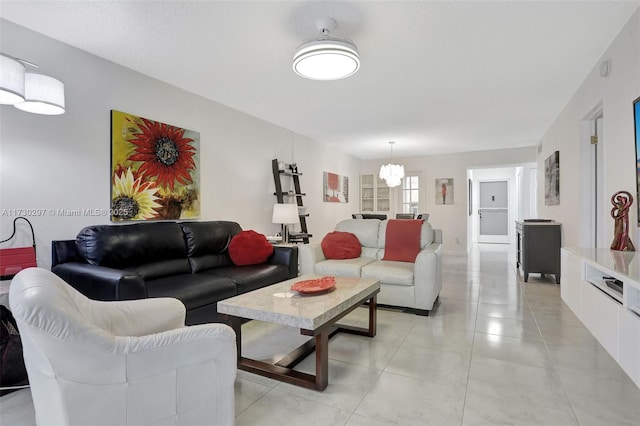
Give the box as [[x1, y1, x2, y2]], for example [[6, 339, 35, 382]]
[[402, 174, 420, 215]]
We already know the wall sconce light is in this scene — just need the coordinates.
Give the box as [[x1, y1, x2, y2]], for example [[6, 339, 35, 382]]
[[0, 53, 65, 115]]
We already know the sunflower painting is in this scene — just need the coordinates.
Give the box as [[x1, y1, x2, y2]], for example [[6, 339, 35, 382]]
[[110, 110, 200, 221]]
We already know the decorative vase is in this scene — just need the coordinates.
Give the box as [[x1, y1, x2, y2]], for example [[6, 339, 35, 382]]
[[610, 191, 635, 252]]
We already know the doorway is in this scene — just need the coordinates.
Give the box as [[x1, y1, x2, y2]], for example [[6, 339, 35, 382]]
[[581, 106, 605, 248], [478, 180, 509, 243], [467, 165, 535, 251]]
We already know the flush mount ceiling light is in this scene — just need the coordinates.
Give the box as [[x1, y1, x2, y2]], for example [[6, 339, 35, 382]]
[[0, 53, 65, 115], [0, 54, 26, 104], [379, 141, 405, 188], [293, 17, 360, 80], [14, 73, 66, 115]]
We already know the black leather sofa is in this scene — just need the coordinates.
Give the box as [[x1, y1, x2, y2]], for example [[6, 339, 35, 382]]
[[51, 221, 298, 325]]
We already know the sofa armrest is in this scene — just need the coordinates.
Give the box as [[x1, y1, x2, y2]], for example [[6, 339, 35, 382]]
[[51, 239, 82, 267], [267, 245, 299, 278], [51, 262, 147, 301], [299, 243, 326, 275], [413, 242, 444, 310], [90, 297, 186, 336]]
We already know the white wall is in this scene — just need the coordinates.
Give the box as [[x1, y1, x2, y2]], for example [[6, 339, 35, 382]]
[[363, 147, 536, 255], [0, 20, 362, 268], [519, 163, 538, 221], [537, 9, 640, 249]]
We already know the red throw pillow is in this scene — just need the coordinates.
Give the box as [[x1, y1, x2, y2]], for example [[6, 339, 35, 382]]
[[383, 219, 424, 262], [228, 230, 274, 266], [321, 231, 361, 259]]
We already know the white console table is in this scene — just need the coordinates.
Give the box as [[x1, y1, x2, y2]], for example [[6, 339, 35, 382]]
[[561, 247, 640, 388]]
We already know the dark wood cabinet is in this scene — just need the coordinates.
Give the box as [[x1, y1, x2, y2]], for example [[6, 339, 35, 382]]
[[516, 221, 562, 284]]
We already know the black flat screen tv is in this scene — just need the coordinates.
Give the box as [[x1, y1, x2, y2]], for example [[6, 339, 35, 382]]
[[634, 96, 640, 226]]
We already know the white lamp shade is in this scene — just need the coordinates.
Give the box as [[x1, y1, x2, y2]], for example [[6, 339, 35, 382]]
[[293, 39, 360, 80], [272, 203, 300, 224], [14, 73, 65, 115], [0, 55, 26, 105], [379, 164, 405, 188]]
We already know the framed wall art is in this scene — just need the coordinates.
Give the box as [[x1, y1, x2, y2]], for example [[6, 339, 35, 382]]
[[634, 96, 640, 226], [110, 110, 200, 221], [436, 178, 453, 205], [544, 150, 560, 206], [323, 171, 349, 203]]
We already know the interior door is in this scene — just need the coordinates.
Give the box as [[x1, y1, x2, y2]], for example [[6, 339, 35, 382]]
[[478, 180, 509, 243], [591, 115, 604, 247]]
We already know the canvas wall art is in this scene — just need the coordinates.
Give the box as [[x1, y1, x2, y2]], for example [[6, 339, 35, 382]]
[[634, 96, 640, 226], [323, 172, 349, 203], [545, 150, 560, 206], [110, 110, 200, 221], [436, 178, 454, 205]]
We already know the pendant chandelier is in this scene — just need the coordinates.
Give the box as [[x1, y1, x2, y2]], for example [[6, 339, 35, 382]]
[[379, 141, 405, 188], [293, 18, 360, 81], [0, 53, 65, 115]]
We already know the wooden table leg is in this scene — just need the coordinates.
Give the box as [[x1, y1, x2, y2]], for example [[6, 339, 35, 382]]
[[315, 330, 329, 391], [368, 295, 377, 337], [223, 315, 243, 361]]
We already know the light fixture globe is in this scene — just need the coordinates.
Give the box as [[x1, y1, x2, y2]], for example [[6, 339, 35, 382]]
[[293, 38, 360, 80], [379, 141, 405, 188], [379, 164, 405, 188]]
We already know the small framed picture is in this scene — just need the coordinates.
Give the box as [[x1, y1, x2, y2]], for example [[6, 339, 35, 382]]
[[436, 178, 453, 205], [544, 151, 560, 206]]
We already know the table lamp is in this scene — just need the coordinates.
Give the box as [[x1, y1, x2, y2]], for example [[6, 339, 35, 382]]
[[272, 203, 299, 243]]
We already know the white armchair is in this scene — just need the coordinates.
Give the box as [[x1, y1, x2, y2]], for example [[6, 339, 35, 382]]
[[9, 268, 237, 426]]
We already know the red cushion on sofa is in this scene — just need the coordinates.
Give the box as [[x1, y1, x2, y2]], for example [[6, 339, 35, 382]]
[[321, 231, 362, 259], [383, 219, 424, 262], [228, 230, 274, 266]]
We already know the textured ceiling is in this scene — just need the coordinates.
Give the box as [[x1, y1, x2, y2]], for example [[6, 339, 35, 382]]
[[1, 1, 638, 159]]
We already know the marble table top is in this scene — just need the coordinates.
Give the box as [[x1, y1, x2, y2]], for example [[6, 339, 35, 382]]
[[217, 275, 380, 330]]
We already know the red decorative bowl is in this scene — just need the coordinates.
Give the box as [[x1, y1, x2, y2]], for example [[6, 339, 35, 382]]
[[291, 276, 336, 294]]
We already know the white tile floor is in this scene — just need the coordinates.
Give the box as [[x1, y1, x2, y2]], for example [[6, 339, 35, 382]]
[[3, 243, 640, 425]]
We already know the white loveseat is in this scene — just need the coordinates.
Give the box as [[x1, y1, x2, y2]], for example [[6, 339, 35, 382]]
[[299, 219, 443, 314]]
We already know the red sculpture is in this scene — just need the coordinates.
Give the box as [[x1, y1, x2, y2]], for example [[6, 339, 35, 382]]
[[610, 191, 635, 251]]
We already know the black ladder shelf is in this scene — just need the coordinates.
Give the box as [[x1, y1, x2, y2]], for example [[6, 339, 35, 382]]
[[272, 159, 311, 244]]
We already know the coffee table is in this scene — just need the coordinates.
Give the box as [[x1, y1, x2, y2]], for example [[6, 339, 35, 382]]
[[218, 275, 380, 391]]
